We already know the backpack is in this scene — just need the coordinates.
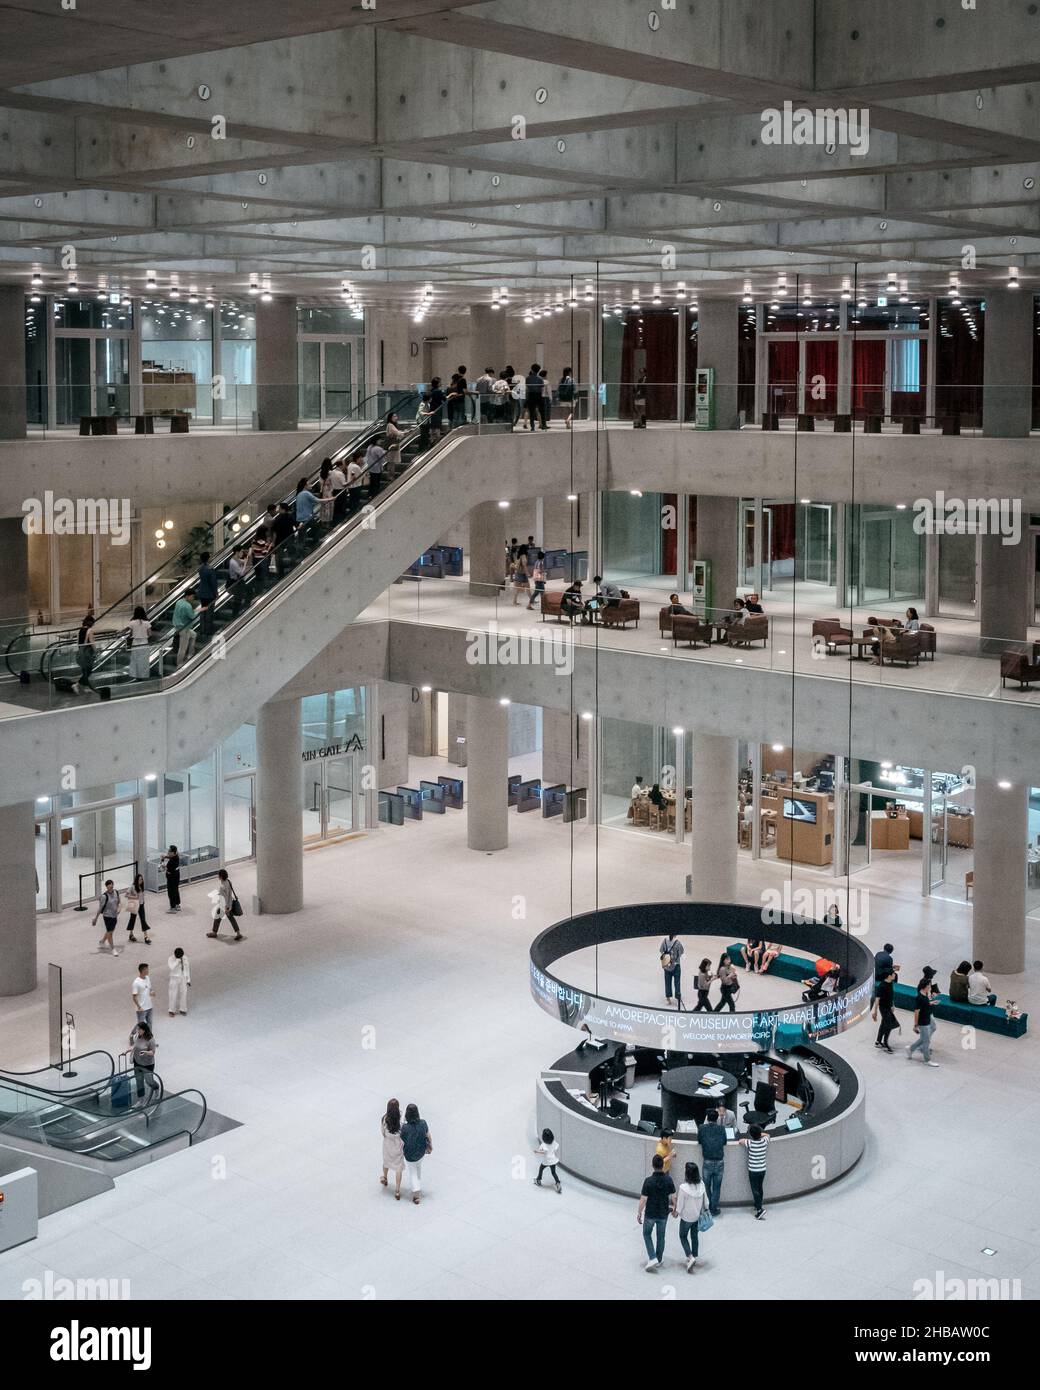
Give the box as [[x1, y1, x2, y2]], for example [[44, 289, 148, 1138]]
[[511, 379, 525, 401]]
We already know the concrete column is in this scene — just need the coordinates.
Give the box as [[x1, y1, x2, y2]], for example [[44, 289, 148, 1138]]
[[408, 686, 435, 756], [254, 698, 303, 914], [255, 295, 299, 432], [542, 708, 587, 788], [979, 530, 1032, 647], [469, 305, 506, 380], [972, 777, 1027, 975], [376, 680, 410, 787], [695, 496, 740, 609], [690, 732, 737, 901], [466, 695, 508, 851], [696, 298, 739, 429], [983, 288, 1033, 439], [0, 518, 30, 627], [447, 693, 468, 766], [980, 288, 1033, 647], [0, 801, 37, 996], [468, 501, 507, 597], [0, 286, 27, 440]]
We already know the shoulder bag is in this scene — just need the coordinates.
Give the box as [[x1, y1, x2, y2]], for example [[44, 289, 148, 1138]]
[[228, 880, 244, 917]]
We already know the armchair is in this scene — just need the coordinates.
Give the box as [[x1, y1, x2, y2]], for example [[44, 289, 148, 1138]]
[[671, 614, 713, 649]]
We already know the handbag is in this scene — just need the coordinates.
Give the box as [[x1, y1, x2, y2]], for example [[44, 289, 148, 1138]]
[[228, 881, 244, 917], [697, 1203, 714, 1233]]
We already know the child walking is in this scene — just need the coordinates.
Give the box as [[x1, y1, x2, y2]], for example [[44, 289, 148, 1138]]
[[533, 1128, 562, 1192]]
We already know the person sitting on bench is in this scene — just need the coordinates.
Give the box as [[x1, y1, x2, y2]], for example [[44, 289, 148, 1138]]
[[968, 960, 998, 1008]]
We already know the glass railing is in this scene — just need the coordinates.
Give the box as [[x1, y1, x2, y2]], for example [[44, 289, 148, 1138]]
[[0, 1050, 115, 1098], [22, 380, 1037, 435], [360, 571, 1040, 707], [0, 1076, 206, 1161]]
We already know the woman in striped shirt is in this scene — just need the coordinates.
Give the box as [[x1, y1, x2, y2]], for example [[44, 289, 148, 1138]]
[[740, 1125, 770, 1219]]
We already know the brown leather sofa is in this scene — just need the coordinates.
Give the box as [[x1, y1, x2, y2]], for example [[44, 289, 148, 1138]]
[[811, 618, 853, 652], [727, 615, 769, 648], [917, 623, 936, 658], [600, 598, 641, 628], [540, 590, 568, 621], [879, 631, 921, 666], [671, 614, 713, 648], [1001, 651, 1040, 689]]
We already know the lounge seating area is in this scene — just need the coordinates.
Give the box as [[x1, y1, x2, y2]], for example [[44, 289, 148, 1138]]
[[540, 589, 641, 627], [1001, 650, 1040, 690], [811, 615, 936, 663], [727, 945, 1028, 1039]]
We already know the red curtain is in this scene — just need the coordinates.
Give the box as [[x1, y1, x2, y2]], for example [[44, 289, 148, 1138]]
[[852, 340, 886, 416], [768, 503, 796, 563], [767, 341, 799, 414], [619, 310, 677, 418], [804, 339, 838, 414]]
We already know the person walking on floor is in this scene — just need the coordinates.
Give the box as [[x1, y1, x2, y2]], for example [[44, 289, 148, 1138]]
[[714, 953, 740, 1012], [672, 1160, 709, 1271], [161, 845, 181, 913], [168, 947, 190, 1016], [697, 1111, 728, 1216], [873, 968, 900, 1052], [380, 1098, 405, 1200], [124, 872, 151, 944], [906, 967, 940, 1066], [128, 1023, 159, 1106], [527, 551, 547, 611], [92, 880, 121, 954], [659, 932, 685, 1008], [740, 1124, 770, 1219], [131, 962, 154, 1029], [533, 1128, 562, 1192], [510, 551, 530, 606], [207, 868, 243, 941], [693, 958, 714, 1011], [637, 1152, 675, 1271], [401, 1102, 431, 1205]]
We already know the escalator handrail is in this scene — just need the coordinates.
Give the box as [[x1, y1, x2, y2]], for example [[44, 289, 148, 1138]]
[[28, 387, 410, 646], [83, 417, 432, 687], [143, 1086, 207, 1136], [0, 1050, 116, 1089]]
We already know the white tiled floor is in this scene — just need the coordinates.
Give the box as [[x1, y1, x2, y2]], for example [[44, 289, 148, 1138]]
[[1, 789, 1038, 1302]]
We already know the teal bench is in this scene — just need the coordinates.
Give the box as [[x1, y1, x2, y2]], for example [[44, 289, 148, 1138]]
[[891, 981, 1027, 1038], [727, 942, 1027, 1039]]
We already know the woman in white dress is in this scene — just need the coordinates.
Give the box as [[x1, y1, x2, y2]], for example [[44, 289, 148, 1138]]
[[380, 1097, 405, 1199]]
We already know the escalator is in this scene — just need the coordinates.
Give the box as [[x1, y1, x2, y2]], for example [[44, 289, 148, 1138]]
[[0, 1067, 208, 1165], [3, 387, 438, 700]]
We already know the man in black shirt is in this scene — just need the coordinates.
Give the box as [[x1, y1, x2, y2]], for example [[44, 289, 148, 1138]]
[[524, 363, 544, 432], [874, 942, 896, 981], [637, 1154, 675, 1270], [697, 1111, 728, 1215], [907, 967, 940, 1066], [872, 968, 899, 1052], [271, 503, 296, 577]]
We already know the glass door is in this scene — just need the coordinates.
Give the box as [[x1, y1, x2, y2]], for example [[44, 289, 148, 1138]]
[[298, 340, 321, 421], [59, 804, 136, 908], [55, 339, 92, 425], [803, 504, 833, 585], [223, 774, 255, 863], [323, 341, 354, 419], [860, 516, 893, 604], [95, 337, 131, 418], [324, 753, 358, 834]]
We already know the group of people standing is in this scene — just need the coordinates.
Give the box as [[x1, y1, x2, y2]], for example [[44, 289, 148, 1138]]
[[658, 936, 742, 1013], [505, 535, 547, 609]]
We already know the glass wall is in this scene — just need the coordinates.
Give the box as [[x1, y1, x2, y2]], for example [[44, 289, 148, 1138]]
[[219, 301, 256, 423], [141, 301, 214, 422]]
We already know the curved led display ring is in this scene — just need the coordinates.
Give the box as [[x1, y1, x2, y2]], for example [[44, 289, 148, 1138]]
[[530, 901, 874, 1054]]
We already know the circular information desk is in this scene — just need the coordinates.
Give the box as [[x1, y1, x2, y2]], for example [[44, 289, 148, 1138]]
[[531, 902, 869, 1203]]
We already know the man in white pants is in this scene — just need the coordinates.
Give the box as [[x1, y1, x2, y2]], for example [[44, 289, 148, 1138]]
[[168, 948, 191, 1016]]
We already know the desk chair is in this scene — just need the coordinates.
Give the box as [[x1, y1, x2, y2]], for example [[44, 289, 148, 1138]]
[[740, 1082, 777, 1127], [639, 1104, 663, 1132]]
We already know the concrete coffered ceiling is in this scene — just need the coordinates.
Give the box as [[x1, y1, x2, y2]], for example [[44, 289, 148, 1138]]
[[1, 0, 1040, 308]]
